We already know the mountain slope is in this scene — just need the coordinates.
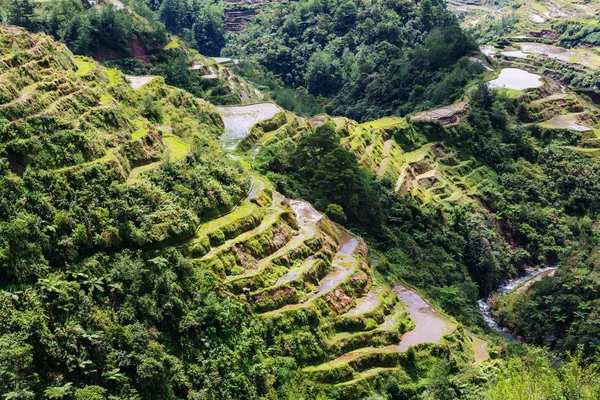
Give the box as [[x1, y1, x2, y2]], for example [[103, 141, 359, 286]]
[[0, 26, 249, 281], [0, 25, 490, 399], [226, 0, 482, 121]]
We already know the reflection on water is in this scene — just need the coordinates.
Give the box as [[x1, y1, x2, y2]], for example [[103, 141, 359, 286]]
[[217, 103, 280, 150], [488, 68, 543, 90], [394, 284, 455, 351]]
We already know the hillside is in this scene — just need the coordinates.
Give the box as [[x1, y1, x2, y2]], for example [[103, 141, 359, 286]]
[[0, 0, 266, 106], [2, 0, 600, 397], [225, 0, 482, 121], [0, 25, 496, 399]]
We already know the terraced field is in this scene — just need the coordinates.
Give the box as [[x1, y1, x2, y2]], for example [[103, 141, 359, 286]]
[[452, 0, 600, 35], [234, 109, 497, 206], [180, 178, 489, 392], [0, 25, 498, 396], [154, 98, 490, 394], [0, 25, 249, 252]]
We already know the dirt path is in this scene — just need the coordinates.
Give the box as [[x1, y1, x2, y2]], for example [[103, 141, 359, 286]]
[[383, 140, 394, 156], [126, 161, 161, 184]]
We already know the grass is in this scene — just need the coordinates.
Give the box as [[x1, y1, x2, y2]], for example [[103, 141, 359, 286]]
[[196, 202, 256, 236], [198, 199, 286, 261], [54, 149, 115, 173], [492, 88, 523, 99], [74, 57, 95, 77], [162, 134, 191, 162], [226, 215, 319, 283], [132, 129, 147, 140], [403, 143, 433, 163], [560, 146, 600, 157], [360, 116, 409, 130], [100, 93, 112, 105], [303, 346, 397, 372], [334, 367, 403, 388], [530, 2, 549, 13], [105, 68, 120, 86], [126, 161, 161, 184], [164, 40, 181, 50]]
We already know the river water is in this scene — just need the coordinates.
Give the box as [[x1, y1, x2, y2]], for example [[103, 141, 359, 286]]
[[478, 266, 557, 341]]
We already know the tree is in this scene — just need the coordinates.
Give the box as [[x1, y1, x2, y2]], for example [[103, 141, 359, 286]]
[[8, 0, 34, 30], [325, 203, 346, 223], [193, 3, 225, 56], [305, 51, 341, 97]]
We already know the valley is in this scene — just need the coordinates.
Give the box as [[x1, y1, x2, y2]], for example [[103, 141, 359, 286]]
[[1, 0, 600, 398]]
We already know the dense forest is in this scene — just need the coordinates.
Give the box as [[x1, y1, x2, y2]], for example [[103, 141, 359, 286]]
[[226, 0, 482, 121]]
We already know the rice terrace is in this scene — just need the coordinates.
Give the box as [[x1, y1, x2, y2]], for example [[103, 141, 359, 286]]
[[0, 0, 600, 398]]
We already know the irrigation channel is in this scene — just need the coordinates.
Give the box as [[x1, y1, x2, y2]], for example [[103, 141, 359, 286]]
[[478, 266, 557, 341]]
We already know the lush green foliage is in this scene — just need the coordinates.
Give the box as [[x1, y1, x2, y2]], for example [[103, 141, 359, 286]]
[[556, 19, 600, 48], [494, 243, 600, 357], [226, 0, 481, 121], [0, 28, 248, 284], [232, 61, 325, 117], [1, 0, 168, 57], [140, 0, 226, 56], [2, 1, 600, 397], [483, 348, 600, 399]]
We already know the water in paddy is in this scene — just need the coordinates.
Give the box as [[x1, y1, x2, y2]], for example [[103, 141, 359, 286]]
[[488, 68, 543, 90], [394, 283, 455, 351], [517, 42, 600, 69], [217, 103, 280, 150]]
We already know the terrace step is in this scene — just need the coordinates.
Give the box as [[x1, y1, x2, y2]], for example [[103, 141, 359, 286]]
[[302, 284, 457, 383], [226, 200, 327, 293], [327, 302, 410, 356], [260, 233, 363, 315], [198, 192, 285, 260], [333, 367, 406, 398], [182, 177, 271, 257], [342, 286, 383, 317], [195, 193, 302, 277]]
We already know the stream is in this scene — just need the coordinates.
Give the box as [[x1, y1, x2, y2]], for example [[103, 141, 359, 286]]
[[478, 266, 557, 341]]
